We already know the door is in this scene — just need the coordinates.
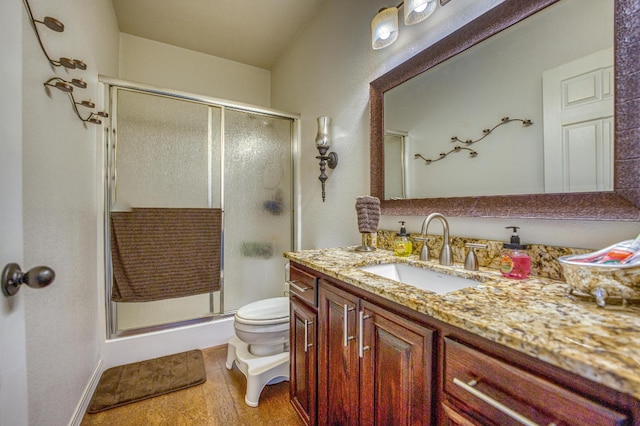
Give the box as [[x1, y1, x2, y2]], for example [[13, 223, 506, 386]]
[[0, 0, 28, 424], [543, 48, 614, 193]]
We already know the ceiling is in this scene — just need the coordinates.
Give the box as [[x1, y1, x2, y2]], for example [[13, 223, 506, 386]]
[[111, 0, 327, 70]]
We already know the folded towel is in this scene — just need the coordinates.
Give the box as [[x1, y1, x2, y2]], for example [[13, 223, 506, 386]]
[[355, 196, 380, 233], [110, 208, 222, 302]]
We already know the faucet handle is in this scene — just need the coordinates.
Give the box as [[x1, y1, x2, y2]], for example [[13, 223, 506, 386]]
[[414, 236, 430, 261], [464, 243, 487, 271]]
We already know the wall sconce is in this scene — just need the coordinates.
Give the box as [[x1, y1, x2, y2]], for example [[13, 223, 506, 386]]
[[22, 0, 87, 69], [371, 0, 441, 50], [315, 117, 338, 202], [44, 77, 109, 125]]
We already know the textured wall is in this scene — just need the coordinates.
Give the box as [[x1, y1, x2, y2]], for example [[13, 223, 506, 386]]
[[21, 0, 119, 424], [271, 0, 639, 251], [119, 33, 271, 106]]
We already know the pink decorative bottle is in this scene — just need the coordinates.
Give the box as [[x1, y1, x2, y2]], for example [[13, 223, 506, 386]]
[[499, 226, 531, 280]]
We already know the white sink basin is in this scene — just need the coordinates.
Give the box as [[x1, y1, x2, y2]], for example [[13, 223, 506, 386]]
[[359, 263, 480, 295]]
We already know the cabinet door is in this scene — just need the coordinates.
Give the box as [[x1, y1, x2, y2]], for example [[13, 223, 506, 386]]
[[318, 283, 360, 425], [359, 300, 434, 425], [290, 296, 317, 426]]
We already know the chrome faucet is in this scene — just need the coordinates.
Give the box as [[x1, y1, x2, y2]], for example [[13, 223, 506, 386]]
[[419, 213, 452, 266]]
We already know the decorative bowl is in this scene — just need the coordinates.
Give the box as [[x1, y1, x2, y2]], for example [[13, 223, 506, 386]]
[[558, 240, 640, 306]]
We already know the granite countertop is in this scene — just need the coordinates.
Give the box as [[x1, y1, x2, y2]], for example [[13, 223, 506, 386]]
[[284, 246, 640, 400]]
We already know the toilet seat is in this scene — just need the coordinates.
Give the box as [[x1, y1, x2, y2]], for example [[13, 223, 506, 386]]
[[227, 296, 291, 406], [235, 297, 289, 325], [233, 296, 290, 356]]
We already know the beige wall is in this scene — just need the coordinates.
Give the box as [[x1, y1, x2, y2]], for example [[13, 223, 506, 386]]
[[271, 0, 639, 250], [21, 0, 119, 424], [119, 33, 271, 106]]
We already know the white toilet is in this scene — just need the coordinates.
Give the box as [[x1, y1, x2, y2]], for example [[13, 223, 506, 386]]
[[226, 296, 290, 407]]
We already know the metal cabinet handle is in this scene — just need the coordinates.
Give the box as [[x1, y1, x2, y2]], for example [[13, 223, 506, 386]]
[[453, 377, 550, 426], [343, 304, 355, 347], [358, 310, 370, 358], [304, 319, 314, 352], [288, 280, 309, 293]]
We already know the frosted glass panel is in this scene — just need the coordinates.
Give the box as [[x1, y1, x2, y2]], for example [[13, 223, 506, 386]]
[[113, 89, 222, 330], [116, 295, 213, 331], [223, 111, 293, 311], [210, 107, 222, 209], [116, 90, 216, 208]]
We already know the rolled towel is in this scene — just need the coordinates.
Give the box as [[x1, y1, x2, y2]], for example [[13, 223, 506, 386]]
[[355, 196, 380, 233]]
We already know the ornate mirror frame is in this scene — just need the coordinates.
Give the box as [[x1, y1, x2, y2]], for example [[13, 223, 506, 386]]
[[370, 0, 640, 220]]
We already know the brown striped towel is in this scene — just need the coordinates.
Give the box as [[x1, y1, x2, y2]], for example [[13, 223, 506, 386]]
[[110, 208, 222, 302]]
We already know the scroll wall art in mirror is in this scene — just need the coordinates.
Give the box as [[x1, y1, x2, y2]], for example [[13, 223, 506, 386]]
[[370, 0, 640, 220]]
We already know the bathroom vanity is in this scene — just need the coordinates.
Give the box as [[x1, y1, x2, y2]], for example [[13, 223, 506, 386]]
[[285, 248, 640, 425]]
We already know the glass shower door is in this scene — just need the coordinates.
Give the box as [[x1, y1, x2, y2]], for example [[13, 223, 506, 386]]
[[110, 89, 222, 331], [223, 110, 293, 311], [107, 86, 295, 335]]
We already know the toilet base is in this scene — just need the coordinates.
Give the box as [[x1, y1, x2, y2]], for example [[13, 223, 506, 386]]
[[225, 336, 289, 407]]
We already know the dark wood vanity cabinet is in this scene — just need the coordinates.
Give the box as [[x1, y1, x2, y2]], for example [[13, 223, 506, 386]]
[[317, 280, 435, 425], [288, 262, 639, 426], [289, 265, 318, 426]]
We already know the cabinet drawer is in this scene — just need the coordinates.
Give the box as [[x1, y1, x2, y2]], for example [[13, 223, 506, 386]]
[[443, 338, 628, 426], [289, 265, 317, 306]]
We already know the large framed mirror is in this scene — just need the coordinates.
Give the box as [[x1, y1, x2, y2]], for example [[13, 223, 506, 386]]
[[370, 0, 640, 220]]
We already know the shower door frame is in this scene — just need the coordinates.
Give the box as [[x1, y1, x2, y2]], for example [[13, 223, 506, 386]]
[[100, 76, 300, 339]]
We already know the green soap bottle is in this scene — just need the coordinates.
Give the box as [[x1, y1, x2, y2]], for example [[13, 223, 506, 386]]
[[394, 221, 412, 257]]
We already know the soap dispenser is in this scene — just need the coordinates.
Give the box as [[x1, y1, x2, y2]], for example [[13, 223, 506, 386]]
[[499, 226, 531, 279], [394, 221, 412, 257]]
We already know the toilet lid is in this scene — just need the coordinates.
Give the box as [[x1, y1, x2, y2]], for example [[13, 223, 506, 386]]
[[235, 297, 289, 323]]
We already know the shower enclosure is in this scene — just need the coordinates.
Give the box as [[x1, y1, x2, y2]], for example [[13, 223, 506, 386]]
[[103, 80, 297, 337]]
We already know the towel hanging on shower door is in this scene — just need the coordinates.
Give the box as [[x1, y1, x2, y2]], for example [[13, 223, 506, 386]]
[[110, 208, 222, 302]]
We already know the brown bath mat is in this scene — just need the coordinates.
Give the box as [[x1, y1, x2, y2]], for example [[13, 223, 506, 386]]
[[87, 350, 206, 413]]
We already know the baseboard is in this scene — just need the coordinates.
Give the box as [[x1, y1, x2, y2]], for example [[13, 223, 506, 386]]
[[68, 359, 103, 426]]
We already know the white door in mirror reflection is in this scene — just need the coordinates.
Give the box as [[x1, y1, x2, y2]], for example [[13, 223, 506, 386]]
[[543, 48, 613, 193]]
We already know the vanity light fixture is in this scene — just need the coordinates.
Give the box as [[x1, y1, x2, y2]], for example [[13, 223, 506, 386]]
[[44, 77, 108, 125], [372, 6, 399, 50], [22, 0, 87, 69], [404, 0, 437, 25], [371, 0, 441, 49], [315, 117, 338, 202]]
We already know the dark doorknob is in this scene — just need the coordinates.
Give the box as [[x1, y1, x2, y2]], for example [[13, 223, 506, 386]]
[[2, 263, 55, 297]]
